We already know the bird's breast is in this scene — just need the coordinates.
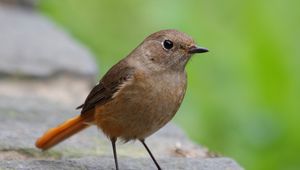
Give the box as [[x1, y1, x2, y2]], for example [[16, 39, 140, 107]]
[[95, 70, 187, 140], [133, 70, 187, 113]]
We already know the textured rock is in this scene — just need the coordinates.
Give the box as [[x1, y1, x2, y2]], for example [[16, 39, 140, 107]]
[[0, 0, 39, 9], [0, 96, 211, 158], [0, 75, 93, 108], [0, 157, 242, 170], [0, 5, 98, 78], [0, 95, 243, 169]]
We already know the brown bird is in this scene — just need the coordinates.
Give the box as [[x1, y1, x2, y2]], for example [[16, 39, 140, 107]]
[[35, 29, 208, 170]]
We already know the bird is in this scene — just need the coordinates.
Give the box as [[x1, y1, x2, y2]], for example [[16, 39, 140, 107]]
[[35, 29, 208, 170]]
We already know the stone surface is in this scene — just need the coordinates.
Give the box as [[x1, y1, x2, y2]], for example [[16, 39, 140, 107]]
[[0, 157, 242, 170], [0, 0, 39, 9], [0, 75, 93, 108], [0, 96, 212, 159], [0, 5, 98, 78], [0, 94, 243, 170]]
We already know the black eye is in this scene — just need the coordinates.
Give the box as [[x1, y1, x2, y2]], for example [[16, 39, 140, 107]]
[[163, 40, 173, 50]]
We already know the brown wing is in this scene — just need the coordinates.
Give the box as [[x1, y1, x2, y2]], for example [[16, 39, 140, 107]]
[[77, 60, 135, 114]]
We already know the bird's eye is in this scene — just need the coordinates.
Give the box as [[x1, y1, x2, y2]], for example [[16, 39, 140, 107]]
[[162, 40, 173, 50]]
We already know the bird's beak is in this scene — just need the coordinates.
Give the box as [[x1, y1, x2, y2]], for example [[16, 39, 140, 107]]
[[188, 45, 209, 54]]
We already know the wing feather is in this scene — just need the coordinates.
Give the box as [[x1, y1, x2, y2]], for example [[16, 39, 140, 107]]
[[78, 60, 135, 114]]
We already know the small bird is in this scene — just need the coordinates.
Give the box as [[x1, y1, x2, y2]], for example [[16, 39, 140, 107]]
[[35, 29, 208, 170]]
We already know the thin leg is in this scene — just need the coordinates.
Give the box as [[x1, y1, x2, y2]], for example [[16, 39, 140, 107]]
[[111, 138, 119, 170], [140, 139, 162, 170]]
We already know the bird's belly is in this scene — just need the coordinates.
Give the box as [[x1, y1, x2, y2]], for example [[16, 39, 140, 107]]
[[95, 73, 186, 140]]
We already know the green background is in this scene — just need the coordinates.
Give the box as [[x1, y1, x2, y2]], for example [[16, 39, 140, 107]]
[[39, 0, 300, 169]]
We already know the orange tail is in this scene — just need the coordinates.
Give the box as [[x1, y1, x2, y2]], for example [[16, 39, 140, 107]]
[[35, 112, 94, 150]]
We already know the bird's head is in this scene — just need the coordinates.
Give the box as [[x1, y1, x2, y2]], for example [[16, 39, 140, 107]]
[[133, 29, 208, 72]]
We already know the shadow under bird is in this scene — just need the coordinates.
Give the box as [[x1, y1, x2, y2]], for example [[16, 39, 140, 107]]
[[35, 29, 208, 170]]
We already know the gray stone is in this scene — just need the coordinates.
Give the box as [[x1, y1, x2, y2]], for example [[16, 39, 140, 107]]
[[0, 95, 243, 169], [0, 157, 242, 170], [0, 96, 210, 158], [0, 0, 39, 9], [0, 5, 98, 78], [0, 75, 94, 108]]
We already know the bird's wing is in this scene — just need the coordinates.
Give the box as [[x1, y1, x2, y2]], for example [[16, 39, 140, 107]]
[[77, 60, 135, 114]]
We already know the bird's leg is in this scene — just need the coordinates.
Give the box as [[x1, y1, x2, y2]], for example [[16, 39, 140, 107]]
[[140, 139, 162, 170], [111, 137, 119, 170]]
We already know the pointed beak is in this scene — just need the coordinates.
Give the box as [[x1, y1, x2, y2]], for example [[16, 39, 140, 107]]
[[188, 45, 209, 54]]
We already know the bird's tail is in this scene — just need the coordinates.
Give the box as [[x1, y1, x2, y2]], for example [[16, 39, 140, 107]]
[[35, 111, 94, 150]]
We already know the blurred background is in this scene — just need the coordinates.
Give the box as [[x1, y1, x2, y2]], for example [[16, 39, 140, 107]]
[[35, 0, 299, 169]]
